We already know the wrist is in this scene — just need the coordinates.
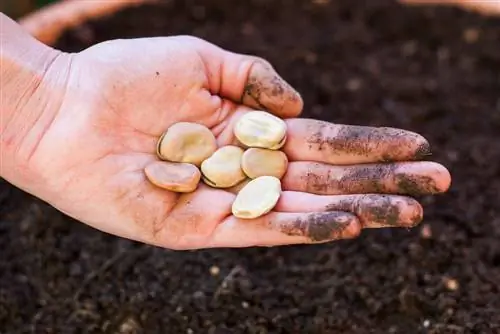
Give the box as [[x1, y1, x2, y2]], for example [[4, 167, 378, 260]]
[[1, 13, 72, 190]]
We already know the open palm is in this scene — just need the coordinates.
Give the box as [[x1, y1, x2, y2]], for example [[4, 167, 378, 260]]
[[23, 36, 450, 250]]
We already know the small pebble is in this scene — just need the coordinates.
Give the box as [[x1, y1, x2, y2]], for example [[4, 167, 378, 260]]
[[210, 266, 220, 276], [444, 277, 459, 291], [118, 317, 141, 333], [420, 224, 432, 239], [423, 319, 430, 328], [242, 301, 249, 308]]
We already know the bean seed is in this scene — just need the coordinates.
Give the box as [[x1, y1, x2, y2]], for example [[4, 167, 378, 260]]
[[157, 122, 217, 166], [241, 148, 288, 179], [234, 111, 287, 150], [232, 176, 282, 219], [145, 161, 201, 193], [201, 146, 247, 188]]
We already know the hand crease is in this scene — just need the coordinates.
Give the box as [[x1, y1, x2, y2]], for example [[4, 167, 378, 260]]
[[25, 53, 73, 165]]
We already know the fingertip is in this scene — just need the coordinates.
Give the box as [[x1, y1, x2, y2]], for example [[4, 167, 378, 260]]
[[283, 86, 304, 118], [419, 161, 452, 194], [395, 161, 452, 196], [243, 60, 303, 118], [312, 211, 361, 241], [382, 128, 432, 162], [413, 134, 432, 160], [398, 197, 424, 228], [432, 162, 452, 193], [342, 214, 362, 239]]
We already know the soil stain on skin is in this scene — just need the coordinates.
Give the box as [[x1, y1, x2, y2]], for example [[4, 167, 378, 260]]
[[277, 212, 352, 242], [326, 194, 423, 227], [242, 61, 299, 112], [395, 174, 440, 196], [304, 163, 397, 194], [242, 74, 267, 110], [307, 123, 431, 161], [366, 199, 402, 226], [304, 163, 439, 197], [338, 164, 398, 194]]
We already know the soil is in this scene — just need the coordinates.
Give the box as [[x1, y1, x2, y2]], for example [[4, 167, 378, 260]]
[[2, 0, 500, 332]]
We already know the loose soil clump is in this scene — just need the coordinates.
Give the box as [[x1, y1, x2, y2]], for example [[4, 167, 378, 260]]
[[1, 0, 499, 332]]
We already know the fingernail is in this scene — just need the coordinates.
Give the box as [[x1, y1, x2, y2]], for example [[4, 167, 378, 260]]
[[414, 140, 432, 160]]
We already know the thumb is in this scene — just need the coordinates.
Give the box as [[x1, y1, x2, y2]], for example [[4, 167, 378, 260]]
[[183, 36, 303, 118]]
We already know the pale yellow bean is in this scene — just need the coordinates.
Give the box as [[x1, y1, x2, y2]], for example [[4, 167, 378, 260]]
[[145, 161, 201, 193], [234, 111, 287, 150], [232, 176, 282, 219], [157, 122, 217, 166], [241, 148, 288, 179], [201, 146, 247, 188]]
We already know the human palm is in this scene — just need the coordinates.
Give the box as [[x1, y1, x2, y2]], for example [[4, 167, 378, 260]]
[[20, 36, 450, 250]]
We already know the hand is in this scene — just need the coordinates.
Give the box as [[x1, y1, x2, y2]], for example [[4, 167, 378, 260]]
[[7, 36, 450, 250]]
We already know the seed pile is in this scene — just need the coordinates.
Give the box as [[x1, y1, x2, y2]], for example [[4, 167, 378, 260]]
[[146, 110, 288, 219]]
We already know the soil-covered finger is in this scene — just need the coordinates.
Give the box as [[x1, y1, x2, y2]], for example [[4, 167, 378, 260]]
[[241, 59, 303, 118], [283, 118, 431, 165], [282, 161, 451, 196], [207, 211, 360, 248], [185, 39, 303, 118], [276, 192, 423, 228]]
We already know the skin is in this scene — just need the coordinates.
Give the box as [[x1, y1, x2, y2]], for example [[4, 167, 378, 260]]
[[0, 13, 451, 250]]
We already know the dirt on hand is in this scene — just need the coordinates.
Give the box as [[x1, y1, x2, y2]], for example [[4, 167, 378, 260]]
[[1, 0, 500, 333]]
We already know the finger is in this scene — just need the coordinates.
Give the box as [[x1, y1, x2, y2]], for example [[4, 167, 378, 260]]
[[283, 118, 431, 164], [184, 36, 303, 118], [237, 58, 303, 118], [276, 192, 423, 228], [207, 211, 361, 248], [282, 161, 451, 196]]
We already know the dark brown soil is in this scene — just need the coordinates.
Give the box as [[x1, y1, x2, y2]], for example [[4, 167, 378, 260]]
[[2, 0, 500, 332]]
